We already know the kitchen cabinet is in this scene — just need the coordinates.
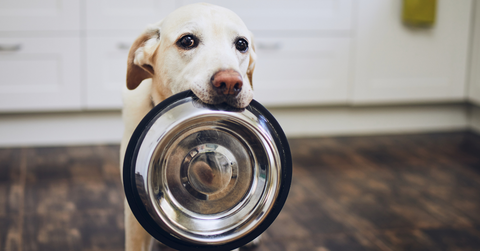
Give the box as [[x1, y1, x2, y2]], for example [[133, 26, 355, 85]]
[[352, 0, 472, 104], [85, 0, 176, 31], [178, 0, 354, 106], [0, 37, 82, 112], [179, 0, 353, 31], [83, 0, 355, 109], [85, 36, 135, 109], [469, 0, 480, 105], [0, 0, 82, 112], [253, 37, 351, 106], [0, 0, 475, 112], [0, 0, 80, 31]]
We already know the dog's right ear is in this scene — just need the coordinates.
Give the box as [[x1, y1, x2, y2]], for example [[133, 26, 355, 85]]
[[126, 28, 160, 90]]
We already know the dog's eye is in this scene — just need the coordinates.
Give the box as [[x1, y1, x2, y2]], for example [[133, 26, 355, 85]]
[[177, 35, 198, 50], [235, 38, 248, 52]]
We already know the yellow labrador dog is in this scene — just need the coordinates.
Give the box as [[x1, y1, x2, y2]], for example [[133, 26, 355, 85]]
[[120, 3, 256, 251]]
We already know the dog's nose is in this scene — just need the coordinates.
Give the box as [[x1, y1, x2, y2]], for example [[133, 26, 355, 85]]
[[211, 70, 243, 96]]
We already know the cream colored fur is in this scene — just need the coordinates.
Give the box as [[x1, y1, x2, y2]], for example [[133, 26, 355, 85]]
[[120, 3, 256, 251]]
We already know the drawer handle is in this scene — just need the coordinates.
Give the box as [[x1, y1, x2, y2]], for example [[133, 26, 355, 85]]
[[117, 43, 132, 50], [257, 42, 282, 50], [0, 44, 21, 52]]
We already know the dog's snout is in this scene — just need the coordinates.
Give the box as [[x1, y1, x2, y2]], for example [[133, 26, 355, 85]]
[[211, 70, 243, 96]]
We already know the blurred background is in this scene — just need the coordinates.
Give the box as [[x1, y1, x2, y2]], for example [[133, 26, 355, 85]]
[[1, 0, 480, 251], [0, 0, 479, 144]]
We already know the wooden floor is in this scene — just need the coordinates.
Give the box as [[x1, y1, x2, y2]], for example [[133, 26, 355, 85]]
[[1, 131, 480, 251]]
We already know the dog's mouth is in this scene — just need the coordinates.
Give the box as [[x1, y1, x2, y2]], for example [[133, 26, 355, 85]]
[[191, 94, 246, 112], [190, 88, 251, 109]]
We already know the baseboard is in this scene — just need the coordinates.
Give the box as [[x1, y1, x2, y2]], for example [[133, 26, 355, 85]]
[[268, 104, 469, 137], [0, 111, 123, 147], [0, 104, 470, 147]]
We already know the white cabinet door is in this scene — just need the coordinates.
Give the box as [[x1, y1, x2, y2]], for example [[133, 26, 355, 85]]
[[85, 36, 136, 109], [85, 35, 351, 108], [352, 0, 472, 104], [469, 0, 480, 105], [179, 0, 353, 31], [0, 37, 82, 112], [85, 0, 176, 31], [0, 0, 80, 31], [253, 37, 351, 106]]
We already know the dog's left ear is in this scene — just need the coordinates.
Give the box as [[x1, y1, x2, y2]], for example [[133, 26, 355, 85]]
[[126, 27, 160, 90], [246, 32, 257, 88]]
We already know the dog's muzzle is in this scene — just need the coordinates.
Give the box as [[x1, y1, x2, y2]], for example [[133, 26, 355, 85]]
[[123, 90, 292, 251]]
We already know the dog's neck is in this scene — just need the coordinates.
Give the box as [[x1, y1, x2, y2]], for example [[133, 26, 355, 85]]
[[150, 82, 164, 107], [149, 79, 176, 108]]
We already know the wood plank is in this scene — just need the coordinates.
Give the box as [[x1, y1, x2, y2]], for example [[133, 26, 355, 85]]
[[1, 133, 480, 250]]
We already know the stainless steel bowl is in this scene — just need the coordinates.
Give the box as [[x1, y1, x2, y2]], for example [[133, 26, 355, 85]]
[[123, 90, 291, 251]]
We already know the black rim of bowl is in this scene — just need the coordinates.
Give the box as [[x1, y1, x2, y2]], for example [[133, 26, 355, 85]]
[[123, 90, 292, 251]]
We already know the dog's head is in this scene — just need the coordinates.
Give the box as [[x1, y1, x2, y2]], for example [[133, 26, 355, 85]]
[[126, 3, 256, 108]]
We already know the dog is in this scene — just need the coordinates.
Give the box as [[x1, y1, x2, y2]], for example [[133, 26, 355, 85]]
[[120, 3, 257, 251]]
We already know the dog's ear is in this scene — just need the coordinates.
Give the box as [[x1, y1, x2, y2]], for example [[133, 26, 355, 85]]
[[246, 32, 257, 88], [126, 28, 160, 90]]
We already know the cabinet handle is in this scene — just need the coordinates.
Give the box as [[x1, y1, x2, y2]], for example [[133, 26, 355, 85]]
[[0, 44, 21, 52], [117, 43, 131, 50], [257, 42, 282, 50]]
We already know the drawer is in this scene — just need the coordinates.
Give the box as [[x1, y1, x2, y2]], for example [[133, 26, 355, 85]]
[[85, 36, 136, 109], [252, 37, 351, 106], [85, 0, 176, 31], [0, 37, 81, 112], [179, 0, 354, 31], [0, 0, 80, 31]]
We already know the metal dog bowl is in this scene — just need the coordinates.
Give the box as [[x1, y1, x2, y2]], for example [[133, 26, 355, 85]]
[[123, 90, 292, 250]]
